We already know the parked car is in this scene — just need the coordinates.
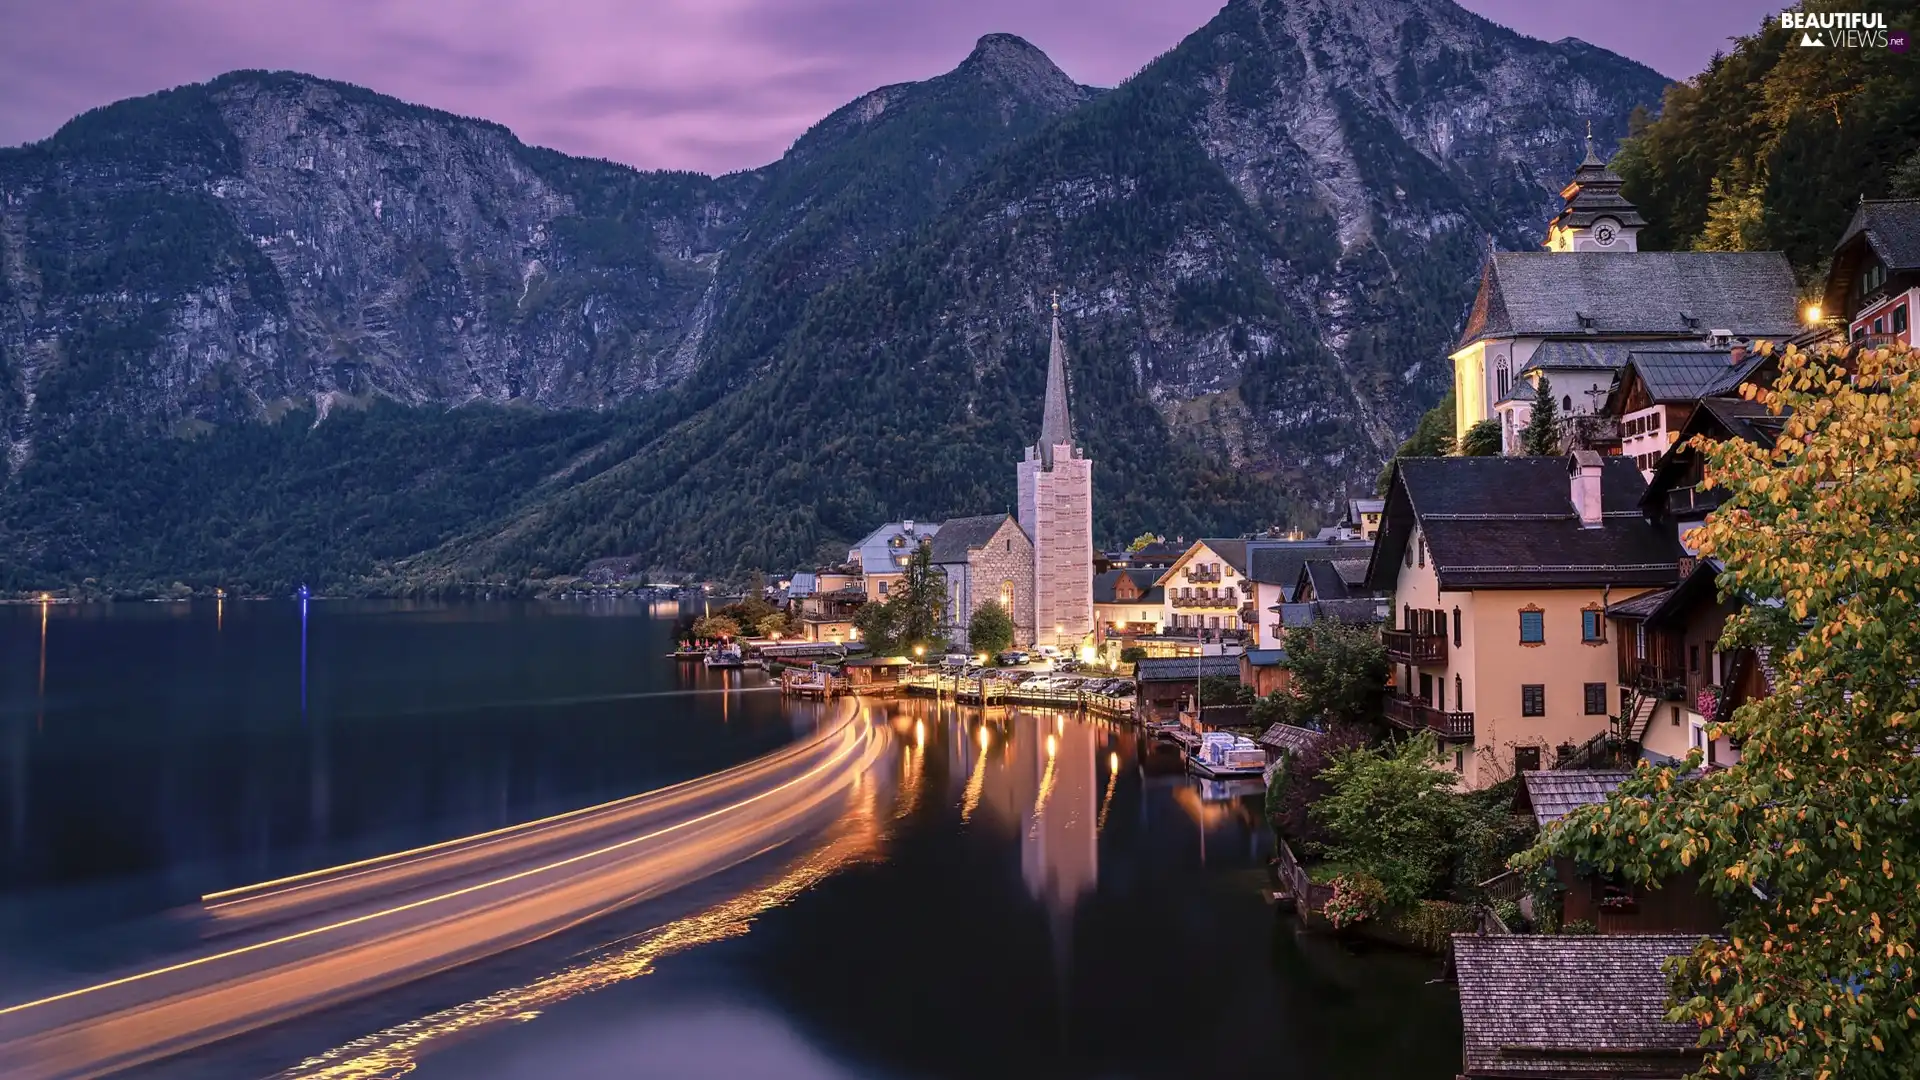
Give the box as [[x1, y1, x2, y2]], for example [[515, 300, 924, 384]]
[[996, 650, 1030, 665]]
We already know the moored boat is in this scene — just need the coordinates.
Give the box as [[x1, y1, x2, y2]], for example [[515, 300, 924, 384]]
[[703, 642, 746, 668], [1187, 732, 1266, 778]]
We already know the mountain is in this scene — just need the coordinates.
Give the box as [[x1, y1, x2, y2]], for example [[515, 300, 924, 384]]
[[0, 1, 1669, 593]]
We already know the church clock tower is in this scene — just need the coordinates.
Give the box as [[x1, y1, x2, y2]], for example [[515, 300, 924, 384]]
[[1016, 296, 1095, 651], [1545, 125, 1646, 253]]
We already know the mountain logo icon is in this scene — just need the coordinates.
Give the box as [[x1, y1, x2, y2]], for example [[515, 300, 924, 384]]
[[1800, 31, 1826, 46]]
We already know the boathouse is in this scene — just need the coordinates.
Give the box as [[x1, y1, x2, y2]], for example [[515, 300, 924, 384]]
[[844, 656, 914, 694]]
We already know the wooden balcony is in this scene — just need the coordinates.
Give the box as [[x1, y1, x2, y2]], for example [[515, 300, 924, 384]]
[[1665, 484, 1728, 518], [1631, 661, 1687, 700], [1171, 593, 1240, 609], [1385, 695, 1474, 740], [1185, 565, 1222, 583], [1383, 628, 1447, 665]]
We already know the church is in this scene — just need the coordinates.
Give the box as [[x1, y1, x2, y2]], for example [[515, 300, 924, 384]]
[[1450, 133, 1801, 453]]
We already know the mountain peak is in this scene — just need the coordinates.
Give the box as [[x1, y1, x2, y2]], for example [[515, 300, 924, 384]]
[[957, 33, 1082, 102]]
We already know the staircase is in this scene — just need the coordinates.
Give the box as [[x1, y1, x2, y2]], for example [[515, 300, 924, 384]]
[[1625, 693, 1658, 744]]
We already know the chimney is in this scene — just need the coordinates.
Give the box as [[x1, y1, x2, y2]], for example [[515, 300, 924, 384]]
[[1728, 342, 1747, 367], [903, 519, 915, 534], [1569, 450, 1604, 529]]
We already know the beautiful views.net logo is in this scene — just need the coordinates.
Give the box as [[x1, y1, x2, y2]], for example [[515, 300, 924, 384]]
[[1778, 10, 1904, 49]]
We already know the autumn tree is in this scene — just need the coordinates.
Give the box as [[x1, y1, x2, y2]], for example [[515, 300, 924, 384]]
[[1126, 532, 1165, 553], [690, 614, 740, 640], [1519, 375, 1561, 456], [1525, 343, 1920, 1078]]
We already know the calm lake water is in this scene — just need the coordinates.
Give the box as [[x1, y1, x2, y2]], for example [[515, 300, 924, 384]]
[[0, 601, 1461, 1079]]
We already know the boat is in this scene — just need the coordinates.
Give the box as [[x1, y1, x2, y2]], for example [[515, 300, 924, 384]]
[[1187, 732, 1268, 778], [703, 642, 746, 668], [669, 644, 706, 660]]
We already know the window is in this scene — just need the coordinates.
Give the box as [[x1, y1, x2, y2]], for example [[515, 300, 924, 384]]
[[1581, 607, 1603, 644], [1874, 316, 1886, 335], [1453, 750, 1465, 774], [1562, 395, 1572, 412], [1452, 606, 1462, 647], [1438, 609, 1448, 640], [1522, 684, 1545, 716], [1417, 537, 1425, 568], [877, 580, 888, 596], [1519, 606, 1545, 645], [1454, 674, 1463, 711], [1405, 538, 1414, 567], [1634, 623, 1647, 660], [1208, 616, 1219, 630], [1514, 746, 1542, 773], [1403, 604, 1412, 630], [1496, 356, 1511, 399], [1584, 683, 1608, 715], [1896, 305, 1910, 334], [1689, 644, 1700, 673], [1671, 704, 1682, 727]]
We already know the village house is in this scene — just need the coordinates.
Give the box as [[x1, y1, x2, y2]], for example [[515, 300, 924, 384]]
[[1517, 771, 1723, 935], [1367, 453, 1684, 789], [1155, 539, 1252, 639], [1451, 136, 1801, 450], [1347, 498, 1384, 541], [1452, 934, 1713, 1079], [1133, 655, 1242, 724], [1823, 196, 1919, 347], [928, 513, 1034, 650], [1605, 342, 1769, 477], [847, 520, 940, 603], [1092, 568, 1163, 641], [788, 570, 865, 644]]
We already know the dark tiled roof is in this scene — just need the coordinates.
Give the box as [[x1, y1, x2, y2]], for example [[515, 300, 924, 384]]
[[1520, 769, 1633, 826], [1621, 344, 1749, 403], [1836, 197, 1920, 272], [1247, 540, 1374, 586], [1694, 397, 1787, 447], [1135, 656, 1243, 682], [1204, 539, 1250, 575], [1642, 395, 1788, 512], [1456, 251, 1800, 350], [1315, 597, 1388, 624], [1605, 588, 1672, 621], [1520, 339, 1636, 372], [1257, 723, 1326, 756], [1243, 648, 1286, 666], [927, 514, 1017, 563], [1093, 568, 1162, 605], [1453, 934, 1711, 1077], [1127, 541, 1185, 564], [1374, 457, 1685, 590], [1304, 560, 1350, 600]]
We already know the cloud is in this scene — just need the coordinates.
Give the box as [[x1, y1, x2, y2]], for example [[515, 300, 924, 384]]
[[0, 0, 1778, 175]]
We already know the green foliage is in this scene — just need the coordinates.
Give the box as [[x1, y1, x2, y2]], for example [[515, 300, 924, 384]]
[[691, 614, 739, 640], [1250, 689, 1301, 728], [1126, 532, 1165, 552], [891, 542, 947, 653], [1284, 619, 1390, 727], [1692, 164, 1768, 252], [1891, 146, 1920, 197], [1458, 418, 1502, 457], [1311, 732, 1465, 908], [1558, 919, 1598, 937], [1612, 4, 1920, 276], [1321, 872, 1386, 930], [755, 613, 792, 638], [967, 599, 1015, 657], [1393, 900, 1477, 952], [1378, 390, 1455, 494], [1268, 723, 1372, 845], [1518, 375, 1560, 456], [850, 601, 898, 656], [1524, 342, 1920, 1078], [1197, 674, 1254, 707], [1118, 645, 1147, 665]]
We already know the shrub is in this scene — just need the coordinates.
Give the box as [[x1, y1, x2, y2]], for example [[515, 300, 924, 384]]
[[1322, 872, 1386, 929]]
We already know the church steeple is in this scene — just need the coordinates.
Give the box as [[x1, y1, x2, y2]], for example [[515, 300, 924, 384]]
[[1036, 292, 1074, 466], [1545, 122, 1646, 253]]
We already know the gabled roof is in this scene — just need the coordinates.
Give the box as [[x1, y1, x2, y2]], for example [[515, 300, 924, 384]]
[[1272, 598, 1388, 627], [1093, 568, 1163, 605], [1519, 339, 1636, 373], [1604, 587, 1671, 621], [1641, 396, 1788, 514], [1453, 934, 1712, 1078], [1134, 656, 1243, 682], [1124, 540, 1186, 565], [1836, 197, 1920, 272], [1298, 557, 1373, 601], [1348, 497, 1384, 519], [850, 521, 940, 573], [1617, 343, 1754, 404], [1155, 538, 1251, 588], [1455, 251, 1800, 350], [1369, 456, 1684, 591], [927, 514, 1019, 564], [788, 572, 820, 598], [1245, 539, 1373, 587], [1256, 723, 1326, 756], [1519, 769, 1633, 827]]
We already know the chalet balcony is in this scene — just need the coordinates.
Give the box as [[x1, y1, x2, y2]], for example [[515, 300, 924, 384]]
[[1666, 485, 1729, 518], [1631, 661, 1687, 700], [1185, 566, 1222, 583], [1385, 695, 1474, 740], [1383, 628, 1447, 665], [1171, 593, 1240, 609]]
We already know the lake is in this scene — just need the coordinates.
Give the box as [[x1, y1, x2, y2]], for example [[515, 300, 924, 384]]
[[0, 601, 1461, 1078]]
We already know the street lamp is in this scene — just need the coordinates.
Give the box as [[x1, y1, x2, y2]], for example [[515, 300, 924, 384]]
[[914, 644, 925, 659]]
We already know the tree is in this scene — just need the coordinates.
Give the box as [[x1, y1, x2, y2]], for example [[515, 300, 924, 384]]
[[1518, 375, 1560, 456], [1126, 532, 1165, 553], [1693, 164, 1767, 252], [1891, 146, 1920, 198], [1525, 343, 1920, 1079], [691, 614, 739, 640], [1198, 674, 1255, 707], [1311, 732, 1465, 907], [1378, 390, 1457, 494], [1458, 417, 1502, 456], [755, 612, 791, 639], [967, 599, 1014, 657], [1285, 619, 1389, 727], [891, 542, 948, 654], [1268, 722, 1371, 844], [851, 601, 897, 656]]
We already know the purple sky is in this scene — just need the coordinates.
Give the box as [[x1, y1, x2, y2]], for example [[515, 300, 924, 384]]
[[0, 0, 1777, 175]]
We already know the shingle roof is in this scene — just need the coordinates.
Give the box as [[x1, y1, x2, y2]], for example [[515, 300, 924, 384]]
[[1348, 497, 1384, 519], [1620, 344, 1750, 403], [1519, 339, 1636, 372], [927, 514, 1016, 563], [1520, 769, 1633, 827], [1605, 588, 1672, 621], [1093, 568, 1162, 605], [1304, 560, 1351, 600], [1257, 723, 1326, 756], [1134, 656, 1243, 682], [1246, 540, 1374, 587], [850, 521, 940, 573], [1836, 197, 1920, 272], [1694, 397, 1787, 448], [788, 572, 819, 598], [1453, 934, 1711, 1077], [1456, 251, 1800, 350], [1373, 457, 1685, 590]]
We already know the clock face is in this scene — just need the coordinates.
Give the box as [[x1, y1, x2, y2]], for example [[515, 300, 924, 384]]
[[1593, 221, 1618, 247]]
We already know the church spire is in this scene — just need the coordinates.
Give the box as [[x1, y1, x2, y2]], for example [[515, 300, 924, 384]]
[[1038, 292, 1073, 466]]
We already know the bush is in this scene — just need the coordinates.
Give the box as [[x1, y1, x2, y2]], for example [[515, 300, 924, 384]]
[[1119, 645, 1147, 665], [1310, 732, 1465, 907], [1322, 872, 1386, 929], [1396, 899, 1478, 952], [1270, 723, 1371, 845], [1561, 919, 1598, 936]]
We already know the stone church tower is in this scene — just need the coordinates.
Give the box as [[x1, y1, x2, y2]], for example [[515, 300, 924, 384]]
[[1016, 299, 1094, 650]]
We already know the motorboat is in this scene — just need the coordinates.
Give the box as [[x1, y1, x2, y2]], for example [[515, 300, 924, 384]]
[[704, 642, 746, 668], [1187, 732, 1267, 778]]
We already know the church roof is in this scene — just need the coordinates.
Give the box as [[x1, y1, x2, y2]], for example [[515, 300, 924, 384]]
[[1519, 340, 1635, 372], [1036, 309, 1074, 465], [927, 514, 1019, 563], [1455, 251, 1800, 350]]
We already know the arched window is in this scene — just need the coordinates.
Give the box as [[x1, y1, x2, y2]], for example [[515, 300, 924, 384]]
[[1454, 675, 1463, 710], [1000, 579, 1015, 622], [1496, 355, 1511, 399], [1452, 606, 1462, 647], [1562, 395, 1573, 412]]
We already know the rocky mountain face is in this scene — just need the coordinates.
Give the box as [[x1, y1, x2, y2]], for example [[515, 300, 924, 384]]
[[0, 0, 1669, 589]]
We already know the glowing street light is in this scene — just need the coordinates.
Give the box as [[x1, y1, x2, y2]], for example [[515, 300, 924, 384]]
[[913, 644, 925, 658], [1803, 303, 1823, 324]]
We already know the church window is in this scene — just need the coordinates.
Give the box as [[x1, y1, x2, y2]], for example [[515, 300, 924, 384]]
[[1496, 355, 1511, 399], [1562, 395, 1572, 412]]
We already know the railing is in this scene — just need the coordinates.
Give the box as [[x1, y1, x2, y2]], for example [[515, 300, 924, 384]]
[[1185, 566, 1221, 583], [1666, 485, 1729, 517], [1633, 661, 1686, 700], [1382, 629, 1447, 665], [1172, 593, 1240, 609], [1275, 836, 1335, 914], [1384, 695, 1474, 739]]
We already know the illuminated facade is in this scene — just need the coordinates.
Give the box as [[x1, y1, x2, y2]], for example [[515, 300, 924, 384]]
[[1016, 304, 1094, 650]]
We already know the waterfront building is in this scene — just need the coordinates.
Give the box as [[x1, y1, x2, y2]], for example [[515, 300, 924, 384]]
[[1092, 568, 1163, 640], [1154, 539, 1250, 638], [1016, 302, 1095, 651], [1451, 135, 1800, 450], [847, 520, 941, 603], [928, 513, 1033, 650], [1367, 453, 1683, 790]]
